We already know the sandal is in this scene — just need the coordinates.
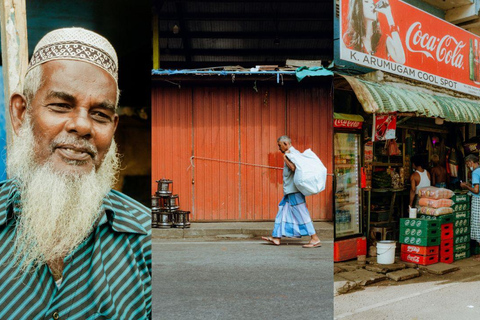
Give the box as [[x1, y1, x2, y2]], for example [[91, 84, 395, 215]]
[[302, 241, 322, 248], [261, 236, 280, 246]]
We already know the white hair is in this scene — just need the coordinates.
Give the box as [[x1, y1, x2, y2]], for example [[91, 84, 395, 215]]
[[277, 135, 292, 144]]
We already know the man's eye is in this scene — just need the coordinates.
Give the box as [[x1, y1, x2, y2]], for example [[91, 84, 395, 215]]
[[92, 111, 111, 122], [48, 104, 70, 111]]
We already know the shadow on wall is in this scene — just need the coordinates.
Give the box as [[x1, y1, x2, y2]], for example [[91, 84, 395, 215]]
[[114, 115, 151, 206]]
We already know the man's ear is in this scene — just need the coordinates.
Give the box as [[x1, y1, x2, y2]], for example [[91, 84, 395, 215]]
[[9, 94, 28, 135], [112, 113, 119, 132]]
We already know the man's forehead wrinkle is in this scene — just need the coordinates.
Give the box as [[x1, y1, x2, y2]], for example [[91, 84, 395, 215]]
[[46, 90, 76, 103]]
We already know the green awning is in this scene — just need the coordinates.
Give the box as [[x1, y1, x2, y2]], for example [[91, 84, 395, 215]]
[[333, 112, 364, 122], [342, 75, 480, 124]]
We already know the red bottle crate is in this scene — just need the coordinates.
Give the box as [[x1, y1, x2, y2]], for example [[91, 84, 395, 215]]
[[441, 223, 454, 240], [401, 244, 439, 256], [441, 239, 453, 250], [440, 246, 453, 257], [401, 252, 439, 265], [440, 253, 454, 264], [334, 237, 367, 262]]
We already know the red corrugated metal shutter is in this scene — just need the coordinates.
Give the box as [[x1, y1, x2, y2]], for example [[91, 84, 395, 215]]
[[286, 87, 333, 220], [151, 87, 193, 213], [192, 87, 240, 220], [152, 83, 333, 221]]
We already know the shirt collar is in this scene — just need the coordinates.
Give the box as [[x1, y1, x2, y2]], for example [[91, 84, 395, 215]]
[[99, 190, 148, 235], [0, 179, 20, 226], [0, 179, 147, 235]]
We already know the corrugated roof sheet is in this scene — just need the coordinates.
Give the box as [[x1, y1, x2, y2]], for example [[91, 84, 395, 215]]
[[342, 75, 480, 124]]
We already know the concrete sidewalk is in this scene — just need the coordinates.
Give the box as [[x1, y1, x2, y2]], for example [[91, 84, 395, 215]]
[[335, 257, 480, 319], [152, 221, 333, 240]]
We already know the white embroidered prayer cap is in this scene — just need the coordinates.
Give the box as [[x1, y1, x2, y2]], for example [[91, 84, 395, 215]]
[[27, 27, 118, 82]]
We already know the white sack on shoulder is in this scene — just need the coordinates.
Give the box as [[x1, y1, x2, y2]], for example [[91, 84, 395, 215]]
[[286, 149, 327, 196]]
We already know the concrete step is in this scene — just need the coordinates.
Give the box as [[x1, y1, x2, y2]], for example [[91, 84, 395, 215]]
[[152, 221, 334, 240]]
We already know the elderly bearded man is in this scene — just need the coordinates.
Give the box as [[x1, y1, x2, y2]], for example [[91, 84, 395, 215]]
[[0, 28, 151, 319], [262, 135, 321, 248]]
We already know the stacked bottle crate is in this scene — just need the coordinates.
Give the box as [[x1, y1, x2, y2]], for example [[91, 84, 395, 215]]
[[439, 221, 454, 263], [417, 214, 453, 263], [451, 193, 471, 261], [400, 218, 440, 265]]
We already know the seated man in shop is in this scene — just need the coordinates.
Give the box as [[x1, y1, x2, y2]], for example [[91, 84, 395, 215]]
[[461, 154, 480, 261], [430, 154, 448, 188], [0, 28, 151, 318], [409, 155, 431, 207]]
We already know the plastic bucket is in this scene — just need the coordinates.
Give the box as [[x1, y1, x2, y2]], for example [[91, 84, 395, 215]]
[[376, 240, 396, 264]]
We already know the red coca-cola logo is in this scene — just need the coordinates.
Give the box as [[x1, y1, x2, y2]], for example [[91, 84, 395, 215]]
[[333, 119, 362, 129], [406, 22, 465, 69], [407, 254, 420, 263]]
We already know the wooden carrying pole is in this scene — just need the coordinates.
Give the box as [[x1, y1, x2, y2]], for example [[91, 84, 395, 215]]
[[0, 0, 28, 143]]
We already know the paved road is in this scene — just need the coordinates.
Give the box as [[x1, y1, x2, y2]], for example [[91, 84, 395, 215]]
[[152, 239, 333, 320], [335, 258, 480, 320]]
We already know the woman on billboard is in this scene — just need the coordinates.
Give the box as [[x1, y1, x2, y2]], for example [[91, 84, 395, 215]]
[[343, 0, 406, 64]]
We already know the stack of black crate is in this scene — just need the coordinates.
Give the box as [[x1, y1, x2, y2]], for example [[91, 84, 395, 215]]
[[151, 179, 190, 229]]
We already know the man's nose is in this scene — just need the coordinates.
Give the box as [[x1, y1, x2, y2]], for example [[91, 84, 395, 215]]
[[65, 109, 93, 138]]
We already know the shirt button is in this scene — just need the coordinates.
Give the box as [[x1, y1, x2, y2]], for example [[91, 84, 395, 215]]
[[52, 311, 59, 320]]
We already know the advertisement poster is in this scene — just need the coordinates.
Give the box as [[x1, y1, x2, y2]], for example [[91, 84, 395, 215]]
[[374, 114, 396, 141], [340, 0, 480, 97]]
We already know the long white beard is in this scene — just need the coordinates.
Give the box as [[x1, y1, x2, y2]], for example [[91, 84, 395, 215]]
[[7, 116, 120, 272]]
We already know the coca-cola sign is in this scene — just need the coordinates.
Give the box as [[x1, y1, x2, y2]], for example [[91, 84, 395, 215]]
[[339, 0, 480, 97], [333, 119, 362, 129]]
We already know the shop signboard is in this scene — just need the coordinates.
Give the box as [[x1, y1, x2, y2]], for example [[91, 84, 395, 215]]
[[374, 114, 396, 141], [339, 0, 480, 97], [333, 119, 363, 129]]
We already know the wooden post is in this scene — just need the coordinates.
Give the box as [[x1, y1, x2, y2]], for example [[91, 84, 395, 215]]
[[0, 0, 28, 143], [152, 13, 160, 70]]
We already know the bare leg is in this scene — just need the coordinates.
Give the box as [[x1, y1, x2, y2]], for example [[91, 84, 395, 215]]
[[261, 236, 281, 245], [302, 233, 321, 248], [474, 242, 480, 261]]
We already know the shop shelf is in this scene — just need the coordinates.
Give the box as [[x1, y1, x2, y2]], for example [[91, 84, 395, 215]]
[[371, 188, 405, 192], [372, 162, 404, 167]]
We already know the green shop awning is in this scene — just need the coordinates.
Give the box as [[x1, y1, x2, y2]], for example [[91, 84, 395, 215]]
[[333, 112, 364, 122], [342, 75, 480, 124]]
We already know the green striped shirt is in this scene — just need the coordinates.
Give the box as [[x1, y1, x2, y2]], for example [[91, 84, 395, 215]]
[[0, 179, 151, 320]]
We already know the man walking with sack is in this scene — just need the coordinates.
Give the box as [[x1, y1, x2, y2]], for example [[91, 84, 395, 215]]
[[262, 135, 321, 248]]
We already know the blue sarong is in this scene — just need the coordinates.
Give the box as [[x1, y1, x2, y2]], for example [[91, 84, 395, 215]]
[[272, 193, 316, 238]]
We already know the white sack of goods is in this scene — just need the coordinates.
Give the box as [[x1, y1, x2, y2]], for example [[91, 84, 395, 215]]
[[286, 149, 327, 196]]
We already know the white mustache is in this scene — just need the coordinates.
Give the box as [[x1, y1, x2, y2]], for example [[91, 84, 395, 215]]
[[50, 136, 98, 158]]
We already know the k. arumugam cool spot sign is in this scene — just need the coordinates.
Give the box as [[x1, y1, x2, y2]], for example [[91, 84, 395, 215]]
[[340, 0, 480, 97]]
